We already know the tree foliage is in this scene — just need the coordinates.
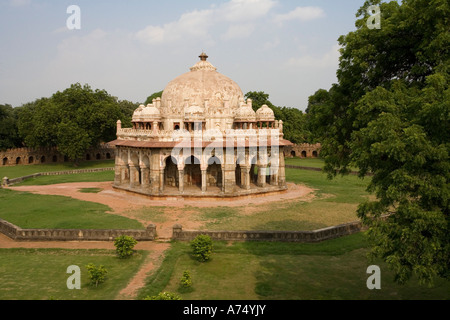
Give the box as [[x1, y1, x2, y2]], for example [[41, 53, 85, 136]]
[[307, 0, 449, 285], [0, 104, 22, 150], [114, 235, 138, 259], [144, 90, 163, 105], [16, 83, 134, 163], [86, 263, 108, 288], [244, 91, 312, 144], [190, 235, 213, 262]]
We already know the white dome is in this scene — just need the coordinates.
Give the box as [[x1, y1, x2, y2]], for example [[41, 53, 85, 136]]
[[235, 105, 256, 122], [256, 105, 275, 121], [161, 53, 244, 115], [132, 104, 161, 122]]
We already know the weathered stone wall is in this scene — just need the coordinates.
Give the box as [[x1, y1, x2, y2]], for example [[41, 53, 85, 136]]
[[172, 221, 366, 243], [0, 144, 115, 167], [285, 143, 322, 158], [0, 218, 156, 241]]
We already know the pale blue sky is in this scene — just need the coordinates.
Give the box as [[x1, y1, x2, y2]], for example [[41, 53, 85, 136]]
[[0, 0, 367, 110]]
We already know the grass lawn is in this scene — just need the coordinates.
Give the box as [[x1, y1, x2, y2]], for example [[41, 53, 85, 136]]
[[13, 170, 114, 186], [185, 168, 371, 231], [0, 160, 115, 179], [0, 248, 147, 300], [138, 234, 450, 300], [284, 157, 325, 168], [0, 188, 143, 229]]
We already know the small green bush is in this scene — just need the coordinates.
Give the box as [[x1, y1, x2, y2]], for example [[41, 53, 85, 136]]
[[180, 270, 192, 288], [144, 292, 182, 300], [114, 235, 138, 259], [190, 235, 213, 262], [86, 263, 108, 287]]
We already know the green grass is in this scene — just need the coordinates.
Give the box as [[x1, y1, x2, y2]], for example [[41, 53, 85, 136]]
[[189, 168, 371, 231], [0, 188, 143, 229], [14, 171, 114, 186], [0, 160, 115, 179], [0, 248, 148, 300], [137, 234, 450, 300], [78, 188, 103, 194], [284, 157, 325, 168]]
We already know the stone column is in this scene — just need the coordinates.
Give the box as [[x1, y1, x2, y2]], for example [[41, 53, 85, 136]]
[[222, 164, 236, 194], [115, 164, 124, 185], [149, 169, 160, 193], [201, 170, 207, 192], [278, 150, 286, 187], [178, 170, 184, 193], [244, 166, 251, 190], [129, 165, 139, 188], [258, 165, 267, 188], [141, 166, 149, 188], [159, 169, 165, 192], [270, 166, 279, 186], [119, 165, 129, 185]]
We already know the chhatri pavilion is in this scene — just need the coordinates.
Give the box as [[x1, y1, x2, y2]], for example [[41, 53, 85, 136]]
[[109, 53, 293, 198]]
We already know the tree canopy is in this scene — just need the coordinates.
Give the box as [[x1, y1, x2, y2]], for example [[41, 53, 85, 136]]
[[306, 0, 449, 285], [16, 83, 136, 162], [0, 104, 21, 151], [245, 91, 312, 144]]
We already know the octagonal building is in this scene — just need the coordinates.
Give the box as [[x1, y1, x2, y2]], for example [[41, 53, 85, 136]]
[[110, 53, 293, 198]]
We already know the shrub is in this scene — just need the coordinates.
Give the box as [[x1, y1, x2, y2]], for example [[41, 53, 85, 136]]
[[114, 235, 138, 259], [86, 263, 108, 287], [180, 270, 192, 288], [190, 235, 213, 262], [144, 292, 182, 300]]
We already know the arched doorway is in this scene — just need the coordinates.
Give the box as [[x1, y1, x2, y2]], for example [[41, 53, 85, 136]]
[[301, 151, 307, 158], [184, 156, 201, 189], [40, 156, 46, 163], [16, 157, 22, 165], [164, 156, 179, 188], [28, 156, 34, 164], [2, 158, 7, 166], [312, 151, 318, 158], [207, 156, 222, 189], [52, 155, 58, 162], [291, 151, 296, 157]]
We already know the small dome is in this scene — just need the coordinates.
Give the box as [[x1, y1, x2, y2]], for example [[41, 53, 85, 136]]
[[132, 104, 161, 122], [256, 105, 275, 122], [235, 104, 256, 122]]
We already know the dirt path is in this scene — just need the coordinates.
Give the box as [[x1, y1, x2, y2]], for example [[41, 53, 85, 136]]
[[116, 242, 170, 300]]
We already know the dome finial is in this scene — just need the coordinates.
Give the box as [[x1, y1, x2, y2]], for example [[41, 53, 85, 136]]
[[199, 51, 208, 61]]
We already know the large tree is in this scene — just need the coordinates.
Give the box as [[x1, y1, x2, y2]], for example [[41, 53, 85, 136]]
[[0, 104, 22, 150], [310, 0, 449, 285], [17, 83, 129, 163]]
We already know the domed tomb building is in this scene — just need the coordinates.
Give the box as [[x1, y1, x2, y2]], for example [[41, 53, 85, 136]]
[[110, 53, 293, 197]]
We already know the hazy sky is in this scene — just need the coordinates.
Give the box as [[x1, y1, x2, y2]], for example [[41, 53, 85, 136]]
[[0, 0, 366, 110]]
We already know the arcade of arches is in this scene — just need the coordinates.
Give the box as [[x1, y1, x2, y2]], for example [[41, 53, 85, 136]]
[[113, 147, 286, 196]]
